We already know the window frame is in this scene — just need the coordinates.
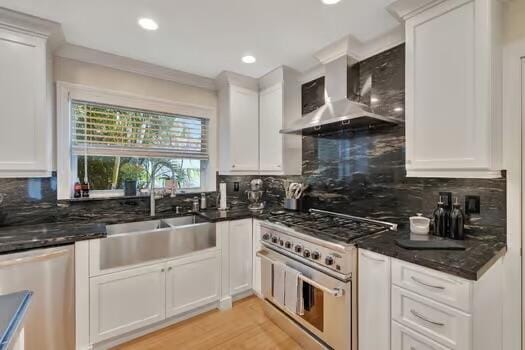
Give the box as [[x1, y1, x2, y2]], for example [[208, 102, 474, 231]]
[[56, 81, 217, 200]]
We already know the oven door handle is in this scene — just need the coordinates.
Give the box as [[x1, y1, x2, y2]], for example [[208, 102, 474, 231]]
[[256, 251, 345, 298]]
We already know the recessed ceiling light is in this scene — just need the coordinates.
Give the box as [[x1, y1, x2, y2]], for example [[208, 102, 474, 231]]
[[394, 107, 404, 112], [321, 0, 341, 4], [371, 97, 379, 103], [138, 18, 158, 31], [242, 55, 256, 64]]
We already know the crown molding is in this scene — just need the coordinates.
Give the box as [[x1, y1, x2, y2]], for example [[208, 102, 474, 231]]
[[386, 0, 447, 21], [313, 25, 405, 64], [54, 43, 216, 91], [0, 7, 62, 38]]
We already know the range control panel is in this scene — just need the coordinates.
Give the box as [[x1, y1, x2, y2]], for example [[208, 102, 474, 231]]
[[260, 225, 353, 275]]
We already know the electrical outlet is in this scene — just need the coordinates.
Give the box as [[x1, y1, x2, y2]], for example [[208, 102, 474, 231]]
[[465, 195, 481, 215], [234, 182, 240, 192], [439, 192, 452, 210]]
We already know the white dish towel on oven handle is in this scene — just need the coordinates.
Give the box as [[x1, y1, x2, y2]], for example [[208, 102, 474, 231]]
[[272, 261, 286, 307], [284, 266, 304, 316]]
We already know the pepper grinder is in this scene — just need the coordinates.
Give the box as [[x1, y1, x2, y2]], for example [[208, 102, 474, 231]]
[[449, 197, 466, 240]]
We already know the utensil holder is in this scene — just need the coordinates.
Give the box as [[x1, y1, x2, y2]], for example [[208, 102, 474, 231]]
[[284, 199, 300, 211]]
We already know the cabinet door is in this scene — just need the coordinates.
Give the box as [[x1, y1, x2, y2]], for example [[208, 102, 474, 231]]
[[229, 219, 253, 295], [229, 86, 259, 171], [405, 0, 497, 177], [252, 220, 262, 297], [259, 84, 284, 172], [358, 249, 391, 350], [90, 264, 166, 343], [165, 251, 220, 318], [0, 28, 50, 177]]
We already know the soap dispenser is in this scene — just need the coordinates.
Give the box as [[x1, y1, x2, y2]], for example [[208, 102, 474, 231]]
[[432, 196, 447, 237]]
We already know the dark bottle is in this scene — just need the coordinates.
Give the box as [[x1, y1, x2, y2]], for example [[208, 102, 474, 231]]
[[74, 179, 82, 198], [449, 198, 465, 240], [432, 197, 447, 236], [81, 181, 90, 198]]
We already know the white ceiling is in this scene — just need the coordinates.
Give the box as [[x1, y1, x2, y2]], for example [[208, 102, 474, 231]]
[[0, 0, 400, 78]]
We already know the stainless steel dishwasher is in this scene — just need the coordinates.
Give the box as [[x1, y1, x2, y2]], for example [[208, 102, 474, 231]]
[[0, 245, 75, 350]]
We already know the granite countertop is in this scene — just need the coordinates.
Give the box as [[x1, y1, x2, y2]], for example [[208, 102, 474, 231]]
[[0, 222, 106, 254], [0, 207, 507, 281], [0, 291, 32, 350], [356, 225, 506, 281]]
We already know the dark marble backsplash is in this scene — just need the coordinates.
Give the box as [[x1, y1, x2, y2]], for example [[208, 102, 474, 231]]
[[0, 44, 507, 234], [0, 175, 217, 226]]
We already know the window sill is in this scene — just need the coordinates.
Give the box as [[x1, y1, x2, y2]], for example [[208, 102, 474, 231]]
[[58, 190, 214, 203]]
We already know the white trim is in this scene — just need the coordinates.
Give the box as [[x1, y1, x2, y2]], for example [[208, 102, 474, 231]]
[[313, 25, 405, 64], [502, 36, 525, 350], [56, 81, 217, 200], [55, 44, 216, 91]]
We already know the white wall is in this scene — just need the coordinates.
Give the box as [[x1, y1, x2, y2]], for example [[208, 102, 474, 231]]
[[503, 0, 525, 46], [54, 56, 217, 108], [501, 1, 525, 349]]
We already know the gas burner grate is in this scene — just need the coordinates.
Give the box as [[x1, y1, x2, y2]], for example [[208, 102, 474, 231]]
[[267, 210, 391, 244]]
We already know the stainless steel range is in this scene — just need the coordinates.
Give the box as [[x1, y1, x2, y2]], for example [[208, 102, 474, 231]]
[[257, 209, 396, 350]]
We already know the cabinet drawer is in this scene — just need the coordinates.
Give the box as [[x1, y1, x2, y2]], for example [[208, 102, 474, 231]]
[[392, 259, 472, 312], [392, 286, 471, 349], [392, 321, 451, 350]]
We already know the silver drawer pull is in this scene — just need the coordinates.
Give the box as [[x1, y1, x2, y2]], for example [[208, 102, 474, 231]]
[[411, 276, 445, 290], [410, 309, 445, 327], [361, 252, 385, 262]]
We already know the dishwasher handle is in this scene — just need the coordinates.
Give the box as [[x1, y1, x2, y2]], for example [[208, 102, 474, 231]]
[[0, 248, 70, 268]]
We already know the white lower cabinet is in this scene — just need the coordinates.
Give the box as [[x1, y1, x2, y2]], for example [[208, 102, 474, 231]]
[[358, 249, 391, 350], [229, 219, 253, 295], [89, 264, 166, 343], [358, 249, 503, 350], [165, 251, 220, 318], [89, 249, 220, 344]]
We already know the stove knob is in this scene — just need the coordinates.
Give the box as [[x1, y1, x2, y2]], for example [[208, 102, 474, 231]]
[[284, 241, 292, 249], [271, 236, 278, 244], [294, 245, 303, 253], [325, 256, 334, 266], [303, 249, 311, 258], [279, 239, 284, 246], [262, 233, 270, 241], [311, 251, 321, 260]]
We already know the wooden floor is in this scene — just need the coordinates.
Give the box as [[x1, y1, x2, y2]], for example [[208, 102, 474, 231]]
[[114, 296, 302, 350]]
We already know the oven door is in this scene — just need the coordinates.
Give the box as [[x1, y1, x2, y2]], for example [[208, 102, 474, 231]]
[[257, 248, 351, 350]]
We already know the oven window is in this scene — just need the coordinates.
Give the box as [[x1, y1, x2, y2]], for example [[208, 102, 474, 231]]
[[301, 282, 324, 332]]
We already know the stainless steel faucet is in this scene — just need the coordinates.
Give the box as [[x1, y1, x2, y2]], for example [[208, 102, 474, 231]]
[[149, 161, 177, 217]]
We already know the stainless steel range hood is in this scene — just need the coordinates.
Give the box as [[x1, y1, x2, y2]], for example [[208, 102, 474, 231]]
[[280, 55, 402, 135]]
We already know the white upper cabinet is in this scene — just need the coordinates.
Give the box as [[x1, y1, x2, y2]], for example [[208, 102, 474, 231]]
[[0, 9, 59, 177], [229, 86, 260, 172], [217, 73, 260, 173], [403, 0, 502, 178], [217, 68, 301, 175], [259, 67, 302, 175]]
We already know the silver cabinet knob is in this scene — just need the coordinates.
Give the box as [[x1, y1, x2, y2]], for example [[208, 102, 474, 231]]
[[161, 268, 165, 272], [168, 267, 173, 271]]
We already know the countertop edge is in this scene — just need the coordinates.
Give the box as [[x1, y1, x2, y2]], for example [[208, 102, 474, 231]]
[[357, 243, 507, 281]]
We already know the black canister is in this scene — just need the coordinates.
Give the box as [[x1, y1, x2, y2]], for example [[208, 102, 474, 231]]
[[449, 198, 465, 240], [432, 197, 447, 236]]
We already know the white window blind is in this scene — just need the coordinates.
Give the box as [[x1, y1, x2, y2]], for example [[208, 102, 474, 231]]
[[71, 101, 209, 159]]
